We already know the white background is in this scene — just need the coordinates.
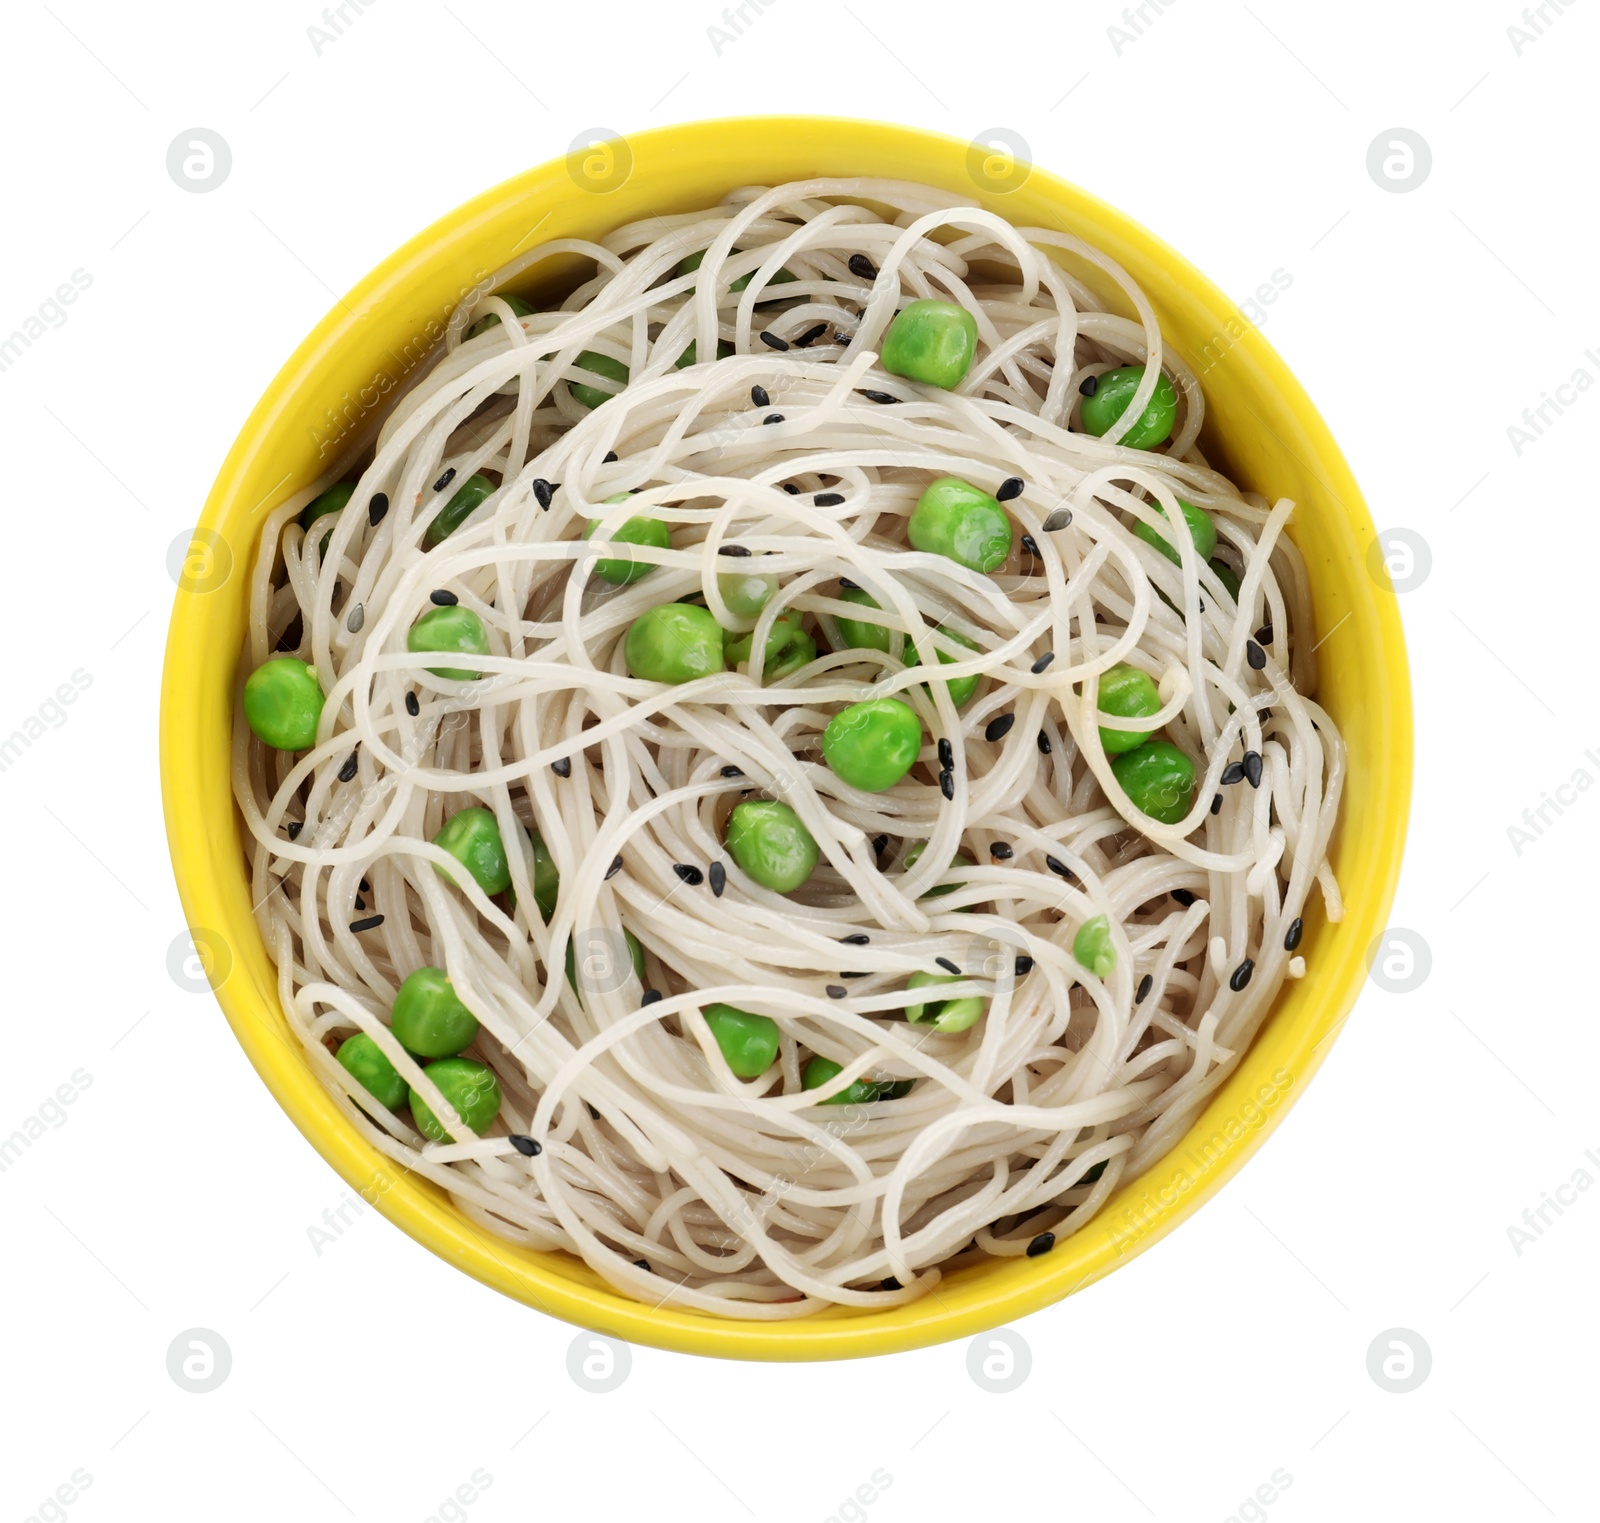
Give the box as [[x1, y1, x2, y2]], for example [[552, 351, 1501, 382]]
[[0, 1, 1592, 1519]]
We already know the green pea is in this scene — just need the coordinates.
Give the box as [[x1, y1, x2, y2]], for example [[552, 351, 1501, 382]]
[[424, 472, 496, 549], [1134, 499, 1217, 567], [923, 626, 980, 709], [1079, 365, 1178, 450], [243, 656, 325, 751], [409, 1057, 502, 1140], [763, 629, 816, 681], [624, 603, 726, 684], [880, 299, 979, 389], [908, 477, 1012, 573], [336, 1031, 407, 1109], [433, 806, 511, 896], [526, 830, 559, 924], [833, 586, 894, 654], [585, 505, 671, 585], [300, 482, 355, 535], [564, 926, 645, 996], [1209, 558, 1241, 604], [1073, 914, 1116, 978], [702, 1003, 780, 1078], [901, 842, 974, 899], [571, 351, 629, 409], [678, 248, 796, 294], [718, 568, 778, 620], [466, 292, 533, 339], [903, 971, 985, 1033], [822, 698, 922, 793], [391, 967, 478, 1058], [408, 605, 490, 681], [725, 800, 818, 893], [1110, 740, 1197, 826], [1095, 664, 1163, 754], [676, 339, 734, 368], [801, 1055, 885, 1105], [725, 613, 802, 671]]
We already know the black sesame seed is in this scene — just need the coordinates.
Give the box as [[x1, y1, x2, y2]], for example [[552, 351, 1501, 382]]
[[760, 332, 789, 351], [634, 1259, 651, 1272], [509, 1134, 542, 1157], [405, 691, 420, 717], [1209, 792, 1222, 815], [1014, 955, 1034, 976], [1078, 374, 1099, 396], [709, 861, 726, 897], [287, 821, 303, 840], [794, 322, 828, 348], [934, 958, 960, 977], [1042, 508, 1073, 532], [833, 330, 855, 346], [433, 467, 456, 492], [430, 588, 459, 606], [642, 989, 662, 1005], [1220, 761, 1246, 786], [849, 253, 878, 280], [826, 985, 847, 999], [763, 413, 784, 425], [1246, 639, 1266, 671], [1026, 1232, 1056, 1257], [1229, 959, 1255, 992], [532, 478, 554, 510], [996, 477, 1024, 502], [1045, 855, 1074, 879], [860, 389, 900, 404], [354, 896, 365, 911], [1283, 919, 1305, 955], [781, 482, 800, 495], [990, 842, 1013, 860], [937, 737, 954, 770], [1172, 888, 1196, 907], [721, 765, 744, 778], [751, 384, 770, 408], [840, 970, 870, 979], [349, 914, 384, 932], [1136, 974, 1153, 1004], [1037, 730, 1052, 755], [346, 603, 365, 633], [338, 752, 359, 782], [368, 492, 389, 526], [814, 492, 844, 507], [360, 878, 370, 893], [1256, 623, 1274, 645], [603, 450, 619, 464], [606, 854, 624, 880], [1020, 534, 1040, 558], [984, 713, 1015, 742], [673, 863, 704, 886], [552, 756, 572, 778], [871, 834, 888, 856], [840, 933, 870, 945], [838, 576, 858, 590], [939, 769, 955, 801], [1030, 651, 1055, 674], [1243, 751, 1263, 788], [718, 544, 751, 557], [880, 1276, 901, 1291]]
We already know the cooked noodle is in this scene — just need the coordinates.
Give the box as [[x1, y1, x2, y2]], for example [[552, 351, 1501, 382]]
[[234, 178, 1345, 1316]]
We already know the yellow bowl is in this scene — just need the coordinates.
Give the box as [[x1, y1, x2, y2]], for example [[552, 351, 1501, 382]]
[[160, 117, 1411, 1360]]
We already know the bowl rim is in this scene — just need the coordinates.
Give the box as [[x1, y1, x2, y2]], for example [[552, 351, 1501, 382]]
[[160, 115, 1412, 1361]]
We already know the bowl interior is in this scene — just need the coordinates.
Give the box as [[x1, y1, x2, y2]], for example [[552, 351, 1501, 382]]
[[160, 117, 1411, 1360]]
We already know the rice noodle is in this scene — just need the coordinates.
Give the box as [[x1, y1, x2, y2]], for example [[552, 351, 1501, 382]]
[[233, 179, 1344, 1316]]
